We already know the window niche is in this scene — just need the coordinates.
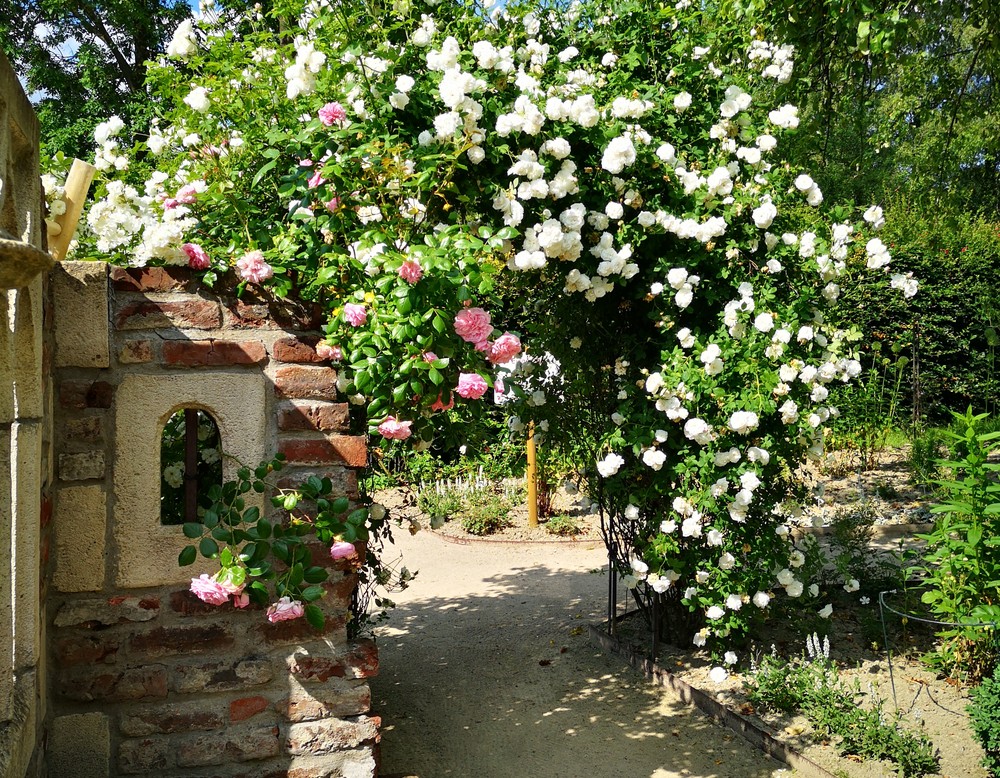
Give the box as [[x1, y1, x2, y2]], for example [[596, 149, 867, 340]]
[[160, 407, 223, 526]]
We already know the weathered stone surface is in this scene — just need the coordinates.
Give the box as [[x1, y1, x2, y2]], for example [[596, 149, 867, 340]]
[[273, 365, 339, 400], [59, 379, 114, 409], [48, 713, 111, 778], [286, 641, 378, 683], [64, 416, 104, 444], [175, 724, 281, 767], [52, 484, 107, 592], [52, 261, 110, 367], [115, 299, 222, 330], [110, 266, 200, 293], [230, 695, 271, 723], [272, 336, 325, 364], [129, 624, 235, 658], [117, 339, 154, 364], [53, 633, 119, 667], [286, 716, 380, 756], [174, 658, 273, 694], [58, 450, 106, 481], [277, 679, 371, 722], [53, 596, 160, 627], [119, 701, 227, 737], [59, 665, 169, 702], [118, 736, 173, 774], [277, 401, 350, 432]]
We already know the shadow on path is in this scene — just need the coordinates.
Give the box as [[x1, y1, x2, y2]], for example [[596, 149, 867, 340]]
[[371, 535, 783, 778]]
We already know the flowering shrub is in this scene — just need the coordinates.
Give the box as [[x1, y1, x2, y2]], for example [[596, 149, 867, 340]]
[[70, 0, 916, 659]]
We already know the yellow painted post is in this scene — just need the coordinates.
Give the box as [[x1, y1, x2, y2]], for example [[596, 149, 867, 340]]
[[526, 421, 538, 528], [48, 158, 96, 260]]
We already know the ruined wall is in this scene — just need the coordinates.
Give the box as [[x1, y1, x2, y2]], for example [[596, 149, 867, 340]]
[[0, 48, 52, 778], [46, 264, 379, 777]]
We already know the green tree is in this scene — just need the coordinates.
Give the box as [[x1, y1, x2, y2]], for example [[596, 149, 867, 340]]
[[0, 0, 191, 157]]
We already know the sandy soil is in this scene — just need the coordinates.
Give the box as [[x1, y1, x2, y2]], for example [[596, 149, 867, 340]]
[[370, 524, 789, 778]]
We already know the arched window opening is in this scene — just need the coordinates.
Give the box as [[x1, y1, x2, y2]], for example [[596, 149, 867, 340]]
[[160, 408, 223, 525]]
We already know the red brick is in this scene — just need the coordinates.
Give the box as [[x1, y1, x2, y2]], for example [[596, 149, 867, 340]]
[[111, 266, 200, 292], [118, 737, 173, 774], [275, 468, 358, 499], [120, 703, 226, 736], [59, 665, 168, 702], [277, 402, 350, 432], [162, 339, 267, 367], [272, 335, 326, 364], [55, 634, 119, 667], [115, 300, 222, 330], [230, 695, 270, 722], [175, 724, 280, 767], [118, 339, 154, 364], [53, 596, 159, 628], [278, 436, 366, 468], [277, 680, 371, 722], [169, 588, 259, 617], [130, 625, 234, 658], [287, 641, 378, 683], [257, 613, 347, 646], [286, 715, 380, 756], [273, 365, 339, 400], [174, 658, 273, 694], [59, 380, 114, 409], [40, 495, 52, 528]]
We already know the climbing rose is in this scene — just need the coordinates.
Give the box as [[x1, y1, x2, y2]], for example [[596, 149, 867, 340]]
[[456, 373, 488, 399], [236, 250, 273, 283], [487, 333, 522, 364], [325, 196, 340, 212], [318, 101, 347, 126], [378, 416, 413, 440], [307, 169, 325, 189], [316, 342, 342, 361], [398, 260, 423, 283], [430, 392, 455, 411], [330, 540, 358, 560], [343, 303, 368, 326], [266, 596, 304, 623], [190, 574, 230, 606], [453, 307, 493, 345], [181, 242, 211, 270]]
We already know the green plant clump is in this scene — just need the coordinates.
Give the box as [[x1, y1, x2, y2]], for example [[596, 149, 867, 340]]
[[915, 408, 1000, 681], [746, 639, 939, 778], [417, 488, 465, 526], [968, 663, 1000, 778], [545, 514, 582, 537], [460, 495, 512, 536]]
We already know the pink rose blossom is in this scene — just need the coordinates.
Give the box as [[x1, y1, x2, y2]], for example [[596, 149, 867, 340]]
[[430, 393, 455, 412], [163, 198, 179, 210], [325, 196, 341, 212], [398, 260, 423, 284], [266, 596, 305, 623], [182, 242, 211, 270], [233, 592, 250, 609], [175, 183, 201, 204], [307, 169, 326, 189], [378, 416, 413, 440], [453, 307, 493, 346], [236, 250, 274, 284], [488, 332, 522, 364], [319, 102, 347, 126], [299, 158, 313, 167], [316, 342, 343, 361], [190, 574, 230, 606], [343, 303, 368, 326], [422, 352, 438, 362], [456, 373, 489, 400], [330, 540, 358, 560]]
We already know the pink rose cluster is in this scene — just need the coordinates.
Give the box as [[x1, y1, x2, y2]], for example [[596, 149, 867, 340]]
[[266, 596, 304, 623], [318, 102, 347, 127], [316, 342, 342, 361], [182, 242, 211, 270], [378, 416, 413, 440], [236, 250, 273, 284], [398, 260, 423, 284], [456, 373, 489, 400], [190, 573, 249, 609], [330, 540, 358, 560], [452, 308, 521, 364], [343, 303, 368, 326]]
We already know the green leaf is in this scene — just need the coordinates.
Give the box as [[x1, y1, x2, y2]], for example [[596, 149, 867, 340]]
[[183, 522, 203, 539], [304, 566, 328, 584], [199, 537, 219, 558], [178, 545, 197, 566], [305, 603, 325, 630], [301, 585, 325, 602]]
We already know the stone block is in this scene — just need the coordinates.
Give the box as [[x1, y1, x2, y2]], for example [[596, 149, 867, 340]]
[[278, 436, 367, 468], [111, 266, 199, 293], [58, 665, 169, 703], [173, 657, 273, 694], [118, 736, 173, 774], [52, 261, 110, 368], [129, 624, 235, 658], [113, 372, 266, 588], [286, 750, 378, 778], [286, 641, 378, 683], [119, 701, 227, 736], [47, 713, 111, 778], [277, 401, 350, 432], [162, 339, 267, 367], [58, 450, 106, 481], [54, 595, 160, 627], [273, 336, 325, 364], [277, 679, 371, 722], [230, 695, 271, 723], [52, 483, 108, 592], [59, 379, 114, 409], [118, 339, 154, 364], [115, 299, 222, 330], [273, 365, 339, 400], [286, 716, 380, 756], [64, 416, 104, 444], [53, 633, 119, 667]]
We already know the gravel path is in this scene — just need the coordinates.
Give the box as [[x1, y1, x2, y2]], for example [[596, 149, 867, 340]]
[[370, 528, 788, 778]]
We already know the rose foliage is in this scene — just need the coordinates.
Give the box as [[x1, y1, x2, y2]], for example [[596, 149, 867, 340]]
[[72, 0, 916, 660]]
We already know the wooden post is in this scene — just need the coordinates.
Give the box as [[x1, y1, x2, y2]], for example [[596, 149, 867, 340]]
[[48, 158, 96, 260], [526, 421, 538, 528]]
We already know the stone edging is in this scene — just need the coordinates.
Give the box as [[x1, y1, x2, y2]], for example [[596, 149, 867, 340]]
[[425, 529, 604, 547], [588, 624, 839, 778]]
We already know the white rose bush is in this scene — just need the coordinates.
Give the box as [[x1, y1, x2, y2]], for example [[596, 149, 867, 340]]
[[73, 0, 916, 655]]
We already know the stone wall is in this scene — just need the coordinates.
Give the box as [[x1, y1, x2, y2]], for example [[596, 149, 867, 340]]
[[46, 264, 379, 777], [0, 48, 52, 778]]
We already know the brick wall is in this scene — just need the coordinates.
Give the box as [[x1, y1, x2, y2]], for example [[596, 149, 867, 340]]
[[47, 263, 378, 777]]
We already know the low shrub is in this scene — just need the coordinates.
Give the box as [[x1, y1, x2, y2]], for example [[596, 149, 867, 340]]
[[545, 514, 582, 537], [969, 663, 1000, 778], [460, 495, 512, 536]]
